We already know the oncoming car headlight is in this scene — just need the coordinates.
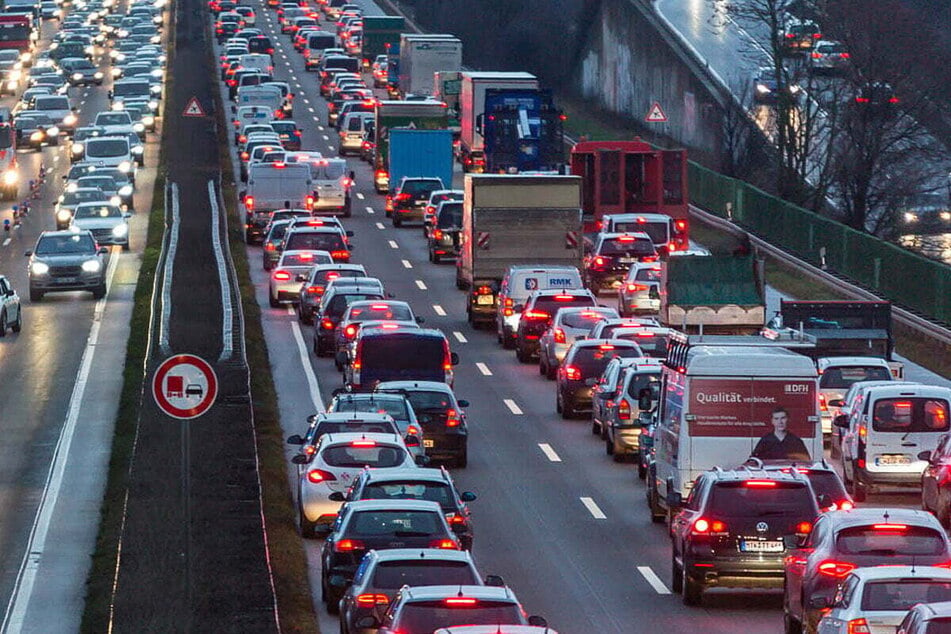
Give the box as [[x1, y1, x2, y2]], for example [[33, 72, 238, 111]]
[[81, 259, 102, 272], [132, 122, 145, 133], [63, 114, 77, 126], [56, 209, 72, 222], [119, 184, 133, 197], [118, 161, 132, 173], [71, 143, 84, 155], [31, 261, 49, 275], [111, 224, 128, 237], [2, 170, 17, 185]]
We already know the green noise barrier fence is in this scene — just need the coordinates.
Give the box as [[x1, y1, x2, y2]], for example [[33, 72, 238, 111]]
[[688, 162, 951, 325]]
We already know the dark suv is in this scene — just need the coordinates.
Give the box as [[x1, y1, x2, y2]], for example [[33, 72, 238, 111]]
[[388, 177, 445, 227], [556, 339, 643, 419], [377, 381, 471, 468], [670, 468, 820, 606], [514, 289, 597, 363], [583, 232, 657, 294], [25, 230, 108, 301], [312, 285, 386, 356]]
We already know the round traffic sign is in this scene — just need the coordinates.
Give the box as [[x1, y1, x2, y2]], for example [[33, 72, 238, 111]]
[[152, 354, 218, 419]]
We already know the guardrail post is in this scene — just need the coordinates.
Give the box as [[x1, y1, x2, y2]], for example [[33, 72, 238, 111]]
[[808, 224, 814, 252]]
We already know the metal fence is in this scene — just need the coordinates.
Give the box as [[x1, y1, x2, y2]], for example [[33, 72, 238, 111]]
[[689, 162, 951, 325]]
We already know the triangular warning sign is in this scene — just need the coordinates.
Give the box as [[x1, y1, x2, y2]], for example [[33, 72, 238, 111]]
[[182, 97, 206, 117], [645, 101, 668, 123]]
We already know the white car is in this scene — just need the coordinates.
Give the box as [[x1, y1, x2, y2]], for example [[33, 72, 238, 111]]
[[538, 306, 619, 379], [83, 136, 136, 180], [94, 111, 137, 136], [69, 201, 131, 250], [268, 249, 332, 306], [0, 275, 22, 336], [292, 431, 419, 535], [817, 566, 951, 633]]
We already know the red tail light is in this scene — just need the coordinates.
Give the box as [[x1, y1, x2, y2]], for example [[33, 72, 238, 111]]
[[744, 480, 777, 488], [626, 283, 647, 292], [444, 597, 477, 606], [840, 52, 850, 59], [564, 366, 581, 381], [446, 513, 466, 525], [846, 619, 870, 634], [617, 399, 631, 420], [817, 560, 856, 578], [593, 256, 606, 267], [429, 539, 459, 550], [524, 310, 549, 320], [552, 328, 566, 344], [446, 409, 460, 427], [272, 270, 291, 281], [797, 522, 813, 534], [395, 192, 411, 202], [811, 52, 821, 59], [307, 469, 336, 483], [691, 518, 726, 534], [321, 318, 335, 330], [334, 538, 365, 552], [351, 440, 376, 447], [872, 523, 908, 530], [836, 500, 854, 511], [344, 324, 358, 338], [330, 250, 350, 260], [306, 285, 323, 294], [675, 219, 687, 232], [855, 97, 870, 104], [355, 594, 389, 607], [433, 229, 443, 240]]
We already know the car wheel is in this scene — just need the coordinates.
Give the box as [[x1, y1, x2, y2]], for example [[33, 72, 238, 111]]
[[269, 294, 279, 308], [456, 451, 467, 468], [637, 460, 646, 480], [326, 590, 340, 614], [783, 613, 803, 634], [299, 507, 316, 538], [0, 311, 6, 337], [850, 471, 867, 502], [515, 345, 530, 364], [93, 283, 106, 300], [122, 241, 130, 252], [392, 214, 402, 228], [671, 557, 683, 594], [682, 570, 703, 606], [11, 308, 21, 333], [605, 437, 614, 456], [591, 420, 600, 435], [560, 394, 574, 419], [555, 392, 562, 414], [538, 355, 547, 376], [501, 329, 515, 349], [648, 485, 665, 523], [546, 363, 557, 380], [29, 288, 42, 302], [312, 336, 319, 355]]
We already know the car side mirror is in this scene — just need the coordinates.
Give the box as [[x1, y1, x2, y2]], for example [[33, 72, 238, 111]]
[[296, 274, 307, 282], [414, 454, 430, 466], [460, 491, 476, 502], [450, 352, 459, 366], [457, 399, 469, 408], [291, 453, 310, 464], [286, 434, 304, 445], [483, 574, 505, 587], [355, 616, 378, 629], [919, 450, 933, 462], [527, 616, 548, 628], [833, 415, 850, 429], [636, 412, 652, 427], [24, 250, 32, 256], [328, 491, 345, 502], [307, 414, 316, 423], [98, 247, 109, 254], [828, 398, 845, 408], [345, 230, 354, 237], [667, 490, 682, 510]]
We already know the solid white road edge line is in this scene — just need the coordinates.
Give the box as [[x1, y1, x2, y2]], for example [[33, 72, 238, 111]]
[[503, 399, 523, 415], [637, 566, 672, 595], [1, 249, 121, 633], [290, 320, 324, 412], [208, 180, 234, 362], [538, 443, 562, 462], [158, 181, 180, 355], [580, 497, 607, 519]]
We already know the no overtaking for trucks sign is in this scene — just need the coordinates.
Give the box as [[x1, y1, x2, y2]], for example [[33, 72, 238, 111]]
[[152, 354, 218, 419]]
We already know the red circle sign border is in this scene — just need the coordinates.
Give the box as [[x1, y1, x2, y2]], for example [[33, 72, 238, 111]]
[[152, 354, 219, 420]]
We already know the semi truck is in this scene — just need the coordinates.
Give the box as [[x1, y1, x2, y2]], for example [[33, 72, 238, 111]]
[[479, 88, 565, 174], [433, 70, 461, 135], [658, 255, 766, 335], [373, 99, 449, 193], [359, 15, 404, 68], [456, 174, 584, 326], [388, 128, 454, 196], [397, 34, 462, 98], [458, 72, 539, 172]]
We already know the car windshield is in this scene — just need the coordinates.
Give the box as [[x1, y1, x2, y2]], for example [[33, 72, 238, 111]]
[[75, 128, 104, 141], [74, 205, 121, 219], [86, 139, 129, 157], [69, 191, 105, 204], [113, 82, 149, 97], [612, 221, 669, 244], [36, 97, 69, 110], [281, 252, 330, 267], [347, 509, 441, 536], [361, 481, 453, 507], [284, 232, 345, 252], [819, 366, 892, 390], [321, 443, 405, 468], [371, 560, 478, 590], [348, 303, 413, 322], [860, 580, 951, 611], [872, 398, 950, 433], [837, 525, 947, 556], [599, 237, 655, 257], [97, 113, 131, 126], [332, 397, 409, 422], [35, 233, 96, 254], [708, 482, 816, 518], [362, 337, 445, 370], [79, 178, 115, 191], [561, 309, 613, 330], [571, 345, 642, 377], [395, 602, 522, 631]]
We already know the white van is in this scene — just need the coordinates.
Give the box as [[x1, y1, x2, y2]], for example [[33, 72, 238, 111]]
[[242, 162, 314, 242], [495, 265, 583, 348], [84, 136, 135, 180], [237, 53, 273, 75], [601, 212, 684, 255], [286, 153, 353, 217], [649, 338, 822, 519], [838, 383, 951, 501], [235, 84, 284, 114], [304, 31, 337, 71], [337, 111, 373, 155], [233, 105, 275, 142], [816, 356, 893, 435]]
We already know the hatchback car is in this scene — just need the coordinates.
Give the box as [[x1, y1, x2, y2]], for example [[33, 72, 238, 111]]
[[556, 339, 643, 419], [69, 202, 131, 250], [296, 263, 368, 324], [313, 285, 386, 356], [617, 262, 662, 316], [538, 306, 619, 379], [26, 230, 108, 301], [377, 381, 470, 468], [268, 250, 333, 307], [0, 275, 22, 336], [583, 232, 657, 293], [427, 200, 462, 263], [600, 358, 662, 460], [389, 177, 446, 225], [514, 289, 597, 363], [327, 391, 425, 457], [287, 413, 402, 461]]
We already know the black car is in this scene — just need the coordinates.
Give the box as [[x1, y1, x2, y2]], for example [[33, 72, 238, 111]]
[[388, 177, 445, 227], [333, 466, 476, 549], [670, 468, 819, 606], [427, 200, 461, 263], [556, 339, 643, 419], [320, 499, 460, 613], [312, 285, 385, 356], [514, 289, 597, 363], [583, 232, 657, 294], [247, 35, 274, 55], [376, 381, 470, 468]]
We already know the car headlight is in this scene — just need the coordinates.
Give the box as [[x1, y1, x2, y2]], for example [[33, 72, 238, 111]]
[[71, 143, 84, 155], [72, 72, 83, 80], [47, 126, 60, 136], [111, 101, 123, 110], [6, 81, 16, 91], [85, 46, 95, 55], [118, 161, 132, 173], [66, 182, 79, 192], [142, 115, 154, 126], [131, 145, 143, 155], [10, 70, 20, 81], [150, 69, 162, 78], [110, 195, 121, 206], [31, 261, 50, 275], [81, 258, 102, 272], [119, 184, 133, 196], [149, 85, 161, 94], [147, 100, 158, 111], [111, 223, 128, 237], [94, 71, 103, 79], [56, 209, 72, 222], [756, 84, 770, 94], [111, 68, 122, 77], [133, 122, 145, 133], [63, 114, 77, 126], [2, 170, 17, 185], [21, 52, 32, 62], [117, 29, 128, 38], [30, 131, 44, 141], [789, 85, 801, 94]]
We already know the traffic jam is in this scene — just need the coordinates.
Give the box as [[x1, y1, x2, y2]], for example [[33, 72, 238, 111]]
[[209, 0, 951, 633]]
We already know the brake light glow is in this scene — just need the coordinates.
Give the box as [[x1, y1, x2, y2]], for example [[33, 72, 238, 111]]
[[817, 560, 856, 578], [593, 256, 606, 267], [331, 250, 350, 260], [819, 394, 827, 411], [872, 523, 908, 530], [553, 328, 566, 344], [334, 538, 365, 552], [524, 310, 548, 320], [307, 469, 336, 483], [598, 345, 616, 350], [564, 366, 581, 381], [444, 597, 477, 606], [744, 480, 777, 487], [433, 229, 443, 240], [430, 539, 459, 550], [344, 324, 358, 338], [306, 286, 323, 294], [272, 270, 291, 281], [554, 295, 575, 301], [626, 283, 647, 292], [692, 518, 726, 534], [446, 513, 466, 525], [321, 318, 335, 330], [847, 618, 870, 634], [797, 522, 813, 534], [351, 440, 376, 447], [635, 332, 655, 338], [355, 594, 389, 607], [446, 409, 460, 427], [617, 399, 631, 420]]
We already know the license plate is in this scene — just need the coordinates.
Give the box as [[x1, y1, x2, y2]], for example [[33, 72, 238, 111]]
[[423, 439, 434, 448], [620, 257, 636, 264], [741, 540, 783, 553], [56, 277, 77, 284], [476, 295, 494, 305], [876, 454, 911, 466]]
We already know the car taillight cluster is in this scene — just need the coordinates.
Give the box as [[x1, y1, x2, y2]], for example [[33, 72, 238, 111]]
[[272, 270, 290, 281], [307, 469, 336, 484], [321, 318, 335, 330], [563, 366, 581, 381], [428, 538, 459, 550], [446, 409, 460, 427], [817, 560, 856, 578], [524, 310, 548, 321], [334, 538, 365, 552], [446, 513, 466, 526], [617, 399, 631, 420], [691, 518, 727, 535], [355, 593, 389, 607], [625, 283, 647, 292], [552, 328, 566, 344]]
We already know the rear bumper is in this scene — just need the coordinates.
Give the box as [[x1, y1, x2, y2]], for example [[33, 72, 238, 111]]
[[685, 555, 786, 588], [394, 206, 424, 220]]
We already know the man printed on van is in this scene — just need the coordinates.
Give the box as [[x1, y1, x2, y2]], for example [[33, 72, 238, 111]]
[[751, 407, 811, 461]]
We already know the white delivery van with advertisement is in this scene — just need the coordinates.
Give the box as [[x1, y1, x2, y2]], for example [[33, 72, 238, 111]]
[[648, 335, 822, 520]]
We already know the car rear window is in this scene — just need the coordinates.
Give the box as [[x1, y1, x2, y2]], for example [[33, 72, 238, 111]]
[[532, 295, 596, 317], [872, 398, 950, 433], [400, 391, 453, 412], [281, 252, 330, 267], [372, 560, 478, 590], [836, 525, 947, 556], [347, 510, 440, 536], [396, 602, 522, 632], [333, 397, 409, 422], [315, 422, 396, 437], [285, 232, 346, 252], [400, 180, 442, 196], [633, 267, 662, 283], [321, 443, 405, 468], [348, 304, 413, 322], [561, 309, 614, 330], [612, 330, 666, 357], [436, 203, 462, 228], [925, 618, 951, 633], [362, 337, 445, 369], [570, 344, 642, 376], [624, 371, 660, 400], [315, 269, 362, 284], [709, 481, 816, 517], [860, 580, 951, 611], [612, 221, 669, 244], [361, 481, 453, 507], [819, 366, 892, 389], [599, 237, 655, 257], [327, 294, 385, 317]]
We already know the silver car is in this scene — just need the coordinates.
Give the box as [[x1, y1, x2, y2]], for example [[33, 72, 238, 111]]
[[69, 202, 131, 250], [617, 262, 662, 316], [538, 306, 619, 379], [268, 249, 333, 306]]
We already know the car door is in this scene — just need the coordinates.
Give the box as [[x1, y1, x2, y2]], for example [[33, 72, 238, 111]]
[[0, 277, 13, 322], [593, 360, 620, 426], [786, 514, 826, 620]]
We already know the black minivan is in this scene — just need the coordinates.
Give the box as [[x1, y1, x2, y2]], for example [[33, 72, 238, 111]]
[[346, 329, 459, 390]]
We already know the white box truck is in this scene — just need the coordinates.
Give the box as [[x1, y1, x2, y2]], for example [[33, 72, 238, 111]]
[[398, 34, 462, 98], [241, 162, 313, 243], [457, 174, 584, 326]]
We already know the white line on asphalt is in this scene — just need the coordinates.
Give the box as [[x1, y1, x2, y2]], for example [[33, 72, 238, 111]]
[[453, 331, 468, 343], [503, 399, 523, 415], [401, 259, 412, 269], [388, 240, 399, 249], [375, 222, 385, 230], [356, 192, 364, 200], [432, 304, 446, 316], [538, 443, 562, 462], [308, 107, 315, 113], [365, 206, 374, 214], [637, 566, 672, 595], [322, 134, 329, 141], [1, 238, 9, 247], [318, 125, 324, 131], [290, 321, 324, 412], [580, 497, 607, 519], [207, 180, 234, 362], [475, 362, 492, 376], [415, 280, 427, 290], [1, 248, 120, 633], [158, 182, 180, 355]]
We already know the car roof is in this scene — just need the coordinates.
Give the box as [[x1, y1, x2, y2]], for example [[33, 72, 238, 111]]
[[376, 381, 452, 391], [864, 383, 948, 398], [919, 601, 951, 617], [368, 548, 474, 564], [321, 431, 403, 445], [604, 212, 672, 222], [823, 507, 945, 530], [399, 585, 517, 602], [317, 412, 395, 423], [598, 231, 653, 241], [571, 338, 641, 349], [311, 263, 366, 272], [344, 499, 443, 513], [848, 565, 951, 581], [817, 356, 892, 368], [360, 328, 446, 340], [362, 467, 451, 484]]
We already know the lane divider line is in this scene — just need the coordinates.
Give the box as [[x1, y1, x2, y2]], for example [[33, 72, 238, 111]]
[[538, 443, 562, 462], [355, 192, 364, 200], [637, 566, 672, 595], [158, 181, 180, 355], [503, 399, 523, 415], [475, 362, 492, 376], [207, 180, 234, 361], [415, 280, 427, 290], [376, 222, 386, 230], [401, 259, 412, 269], [580, 497, 607, 519], [432, 304, 445, 316], [453, 331, 468, 343], [388, 240, 398, 248]]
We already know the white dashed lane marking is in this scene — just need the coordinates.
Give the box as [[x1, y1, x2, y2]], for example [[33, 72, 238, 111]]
[[415, 280, 427, 290], [453, 331, 467, 343], [401, 259, 412, 269], [538, 443, 562, 462], [432, 304, 446, 316], [388, 240, 399, 248], [475, 362, 492, 376], [637, 566, 672, 595], [503, 399, 523, 415], [580, 497, 607, 519]]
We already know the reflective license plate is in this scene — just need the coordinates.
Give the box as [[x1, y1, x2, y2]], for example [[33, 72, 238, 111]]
[[423, 439, 434, 448], [55, 277, 77, 284], [741, 540, 783, 553], [476, 295, 494, 305], [619, 257, 636, 264], [876, 454, 911, 466]]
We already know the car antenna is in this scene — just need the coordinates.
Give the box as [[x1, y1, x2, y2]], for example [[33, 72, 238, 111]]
[[457, 585, 464, 598], [883, 510, 890, 523]]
